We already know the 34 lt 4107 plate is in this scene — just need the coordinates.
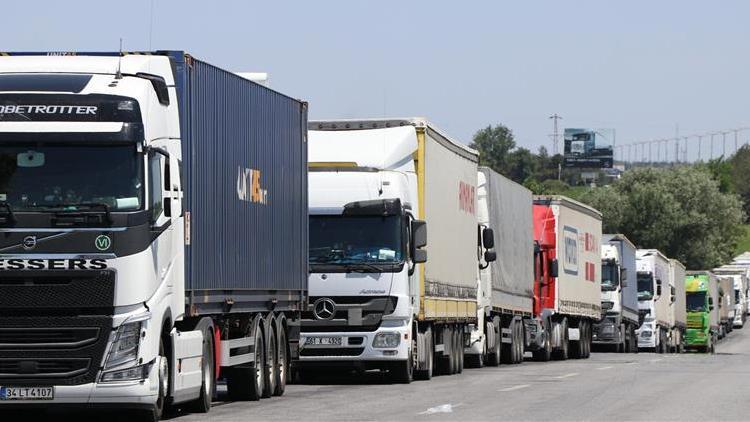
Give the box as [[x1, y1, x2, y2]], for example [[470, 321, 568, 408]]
[[0, 386, 54, 400]]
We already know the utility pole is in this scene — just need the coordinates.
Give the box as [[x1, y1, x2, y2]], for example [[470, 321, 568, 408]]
[[734, 129, 739, 155], [549, 114, 562, 155]]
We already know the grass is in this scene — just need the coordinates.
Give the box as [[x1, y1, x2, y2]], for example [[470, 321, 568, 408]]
[[735, 225, 750, 256]]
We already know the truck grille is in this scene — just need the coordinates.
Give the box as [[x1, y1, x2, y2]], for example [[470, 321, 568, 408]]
[[302, 296, 398, 333], [687, 313, 705, 329], [0, 270, 115, 386]]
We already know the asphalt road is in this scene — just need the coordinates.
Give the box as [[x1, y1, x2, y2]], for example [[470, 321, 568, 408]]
[[7, 328, 750, 421]]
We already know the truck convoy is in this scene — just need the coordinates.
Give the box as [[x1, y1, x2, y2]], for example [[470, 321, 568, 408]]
[[302, 118, 493, 382], [636, 250, 671, 352], [0, 52, 308, 421], [668, 259, 686, 353], [712, 265, 748, 328], [532, 196, 602, 360], [593, 234, 639, 352], [685, 271, 719, 353]]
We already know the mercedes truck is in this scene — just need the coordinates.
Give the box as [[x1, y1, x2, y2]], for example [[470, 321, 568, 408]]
[[635, 250, 671, 352], [0, 51, 308, 421], [593, 234, 639, 352], [685, 271, 719, 353], [301, 118, 494, 382]]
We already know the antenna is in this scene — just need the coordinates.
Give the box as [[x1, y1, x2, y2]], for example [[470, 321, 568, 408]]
[[115, 38, 124, 80]]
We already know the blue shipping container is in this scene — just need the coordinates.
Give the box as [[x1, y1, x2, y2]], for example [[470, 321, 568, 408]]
[[170, 52, 308, 313]]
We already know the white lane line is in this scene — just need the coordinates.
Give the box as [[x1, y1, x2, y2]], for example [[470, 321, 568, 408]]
[[418, 403, 463, 415], [554, 372, 579, 379], [498, 384, 530, 392], [648, 358, 663, 363], [596, 366, 613, 370], [626, 361, 638, 365]]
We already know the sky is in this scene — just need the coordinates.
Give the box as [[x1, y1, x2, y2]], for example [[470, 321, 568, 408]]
[[4, 1, 750, 161]]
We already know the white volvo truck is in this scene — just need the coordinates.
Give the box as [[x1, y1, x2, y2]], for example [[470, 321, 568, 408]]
[[0, 51, 308, 421], [300, 118, 493, 382]]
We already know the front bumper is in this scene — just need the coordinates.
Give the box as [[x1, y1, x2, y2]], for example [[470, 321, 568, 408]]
[[0, 362, 159, 407], [685, 328, 710, 347], [299, 325, 410, 363], [592, 323, 621, 344], [637, 331, 655, 348]]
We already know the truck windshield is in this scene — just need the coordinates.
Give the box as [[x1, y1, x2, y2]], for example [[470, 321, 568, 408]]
[[687, 292, 706, 312], [309, 215, 403, 266], [637, 272, 654, 301], [0, 144, 143, 211], [601, 262, 618, 291]]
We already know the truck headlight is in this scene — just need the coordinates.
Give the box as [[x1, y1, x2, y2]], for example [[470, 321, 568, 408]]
[[105, 313, 150, 369], [100, 361, 153, 383], [372, 332, 401, 348], [641, 331, 652, 338]]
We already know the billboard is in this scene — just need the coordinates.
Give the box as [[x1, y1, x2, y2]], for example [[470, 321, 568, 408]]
[[563, 128, 614, 168]]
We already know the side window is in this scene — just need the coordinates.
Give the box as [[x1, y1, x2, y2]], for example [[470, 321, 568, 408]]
[[149, 153, 163, 222]]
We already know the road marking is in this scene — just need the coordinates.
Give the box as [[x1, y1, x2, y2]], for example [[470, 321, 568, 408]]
[[596, 366, 613, 370], [419, 403, 462, 415], [498, 384, 530, 392], [555, 372, 579, 379], [648, 358, 663, 363], [626, 361, 638, 365]]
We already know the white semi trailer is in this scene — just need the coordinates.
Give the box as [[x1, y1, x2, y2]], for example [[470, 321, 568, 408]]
[[636, 250, 671, 352]]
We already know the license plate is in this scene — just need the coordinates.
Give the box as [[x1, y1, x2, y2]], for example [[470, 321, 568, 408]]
[[0, 386, 54, 400], [305, 336, 342, 346]]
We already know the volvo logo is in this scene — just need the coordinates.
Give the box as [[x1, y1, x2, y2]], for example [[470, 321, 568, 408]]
[[22, 236, 37, 250], [312, 298, 336, 321]]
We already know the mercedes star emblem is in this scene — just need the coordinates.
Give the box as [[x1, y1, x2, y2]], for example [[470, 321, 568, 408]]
[[312, 298, 337, 321]]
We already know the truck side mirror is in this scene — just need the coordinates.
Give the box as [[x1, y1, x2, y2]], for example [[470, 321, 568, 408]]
[[657, 285, 662, 297], [482, 227, 495, 249], [670, 286, 676, 303], [549, 259, 559, 278], [413, 249, 427, 264], [484, 250, 497, 263], [411, 220, 427, 249], [620, 268, 628, 287]]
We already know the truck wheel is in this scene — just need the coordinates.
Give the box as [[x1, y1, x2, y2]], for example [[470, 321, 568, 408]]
[[388, 350, 414, 384], [486, 317, 501, 366], [570, 320, 584, 359], [188, 329, 214, 413], [262, 322, 277, 399], [582, 321, 591, 358], [451, 326, 459, 374], [552, 318, 569, 360], [142, 339, 169, 422], [438, 325, 454, 375], [273, 325, 288, 396], [457, 327, 464, 373], [226, 322, 265, 401], [415, 326, 434, 380], [514, 320, 524, 363], [533, 318, 552, 362]]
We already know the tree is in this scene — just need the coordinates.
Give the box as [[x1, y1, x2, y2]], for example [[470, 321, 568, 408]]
[[730, 145, 750, 221], [469, 125, 515, 176], [579, 167, 744, 269]]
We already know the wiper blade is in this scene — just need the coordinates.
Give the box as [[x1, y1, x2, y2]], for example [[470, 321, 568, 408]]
[[47, 202, 113, 224], [0, 202, 15, 224], [344, 261, 389, 273]]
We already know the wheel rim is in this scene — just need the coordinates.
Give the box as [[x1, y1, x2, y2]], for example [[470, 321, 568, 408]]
[[256, 332, 264, 393], [278, 331, 287, 389], [159, 356, 168, 402], [203, 349, 211, 397]]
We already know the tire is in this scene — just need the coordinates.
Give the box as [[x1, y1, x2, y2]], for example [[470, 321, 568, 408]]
[[533, 318, 552, 362], [582, 321, 590, 358], [513, 320, 523, 364], [451, 326, 459, 374], [262, 321, 276, 399], [142, 339, 169, 422], [415, 326, 434, 380], [187, 329, 214, 413], [486, 317, 502, 366], [552, 318, 569, 360], [226, 321, 264, 401], [438, 325, 453, 375], [273, 324, 288, 396], [570, 321, 586, 359], [389, 350, 414, 384], [457, 327, 464, 373]]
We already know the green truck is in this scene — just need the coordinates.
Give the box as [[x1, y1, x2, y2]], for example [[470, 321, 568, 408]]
[[685, 271, 719, 353]]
